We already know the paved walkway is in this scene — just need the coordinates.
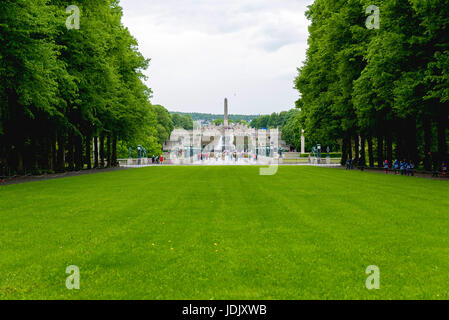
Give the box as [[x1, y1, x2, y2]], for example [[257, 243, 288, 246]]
[[121, 162, 341, 168], [0, 167, 129, 186]]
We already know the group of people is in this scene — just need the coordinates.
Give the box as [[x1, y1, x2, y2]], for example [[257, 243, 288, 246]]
[[345, 158, 365, 170], [151, 155, 164, 164], [438, 160, 448, 177], [384, 159, 416, 176], [345, 157, 448, 177], [196, 152, 246, 162]]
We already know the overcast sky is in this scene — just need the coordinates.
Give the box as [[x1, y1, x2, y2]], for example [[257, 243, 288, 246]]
[[121, 0, 312, 115]]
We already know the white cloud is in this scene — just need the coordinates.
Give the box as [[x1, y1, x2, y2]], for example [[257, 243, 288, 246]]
[[121, 0, 312, 114]]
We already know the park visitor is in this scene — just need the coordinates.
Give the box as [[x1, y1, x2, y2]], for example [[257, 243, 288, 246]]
[[442, 161, 448, 176], [405, 160, 410, 176], [384, 160, 389, 174], [399, 160, 405, 175], [393, 159, 399, 174], [409, 161, 415, 176]]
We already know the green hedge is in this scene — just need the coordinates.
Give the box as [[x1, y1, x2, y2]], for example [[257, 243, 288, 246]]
[[299, 152, 342, 158]]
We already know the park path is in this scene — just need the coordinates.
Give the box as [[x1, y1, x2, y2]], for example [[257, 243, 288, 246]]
[[0, 167, 129, 186]]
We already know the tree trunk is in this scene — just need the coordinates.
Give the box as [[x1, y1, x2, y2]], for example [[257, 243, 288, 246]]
[[360, 135, 366, 166], [106, 133, 112, 168], [386, 130, 393, 165], [29, 136, 38, 172], [354, 135, 359, 162], [348, 137, 353, 160], [408, 118, 418, 163], [75, 135, 83, 171], [377, 134, 383, 167], [394, 120, 404, 161], [423, 115, 432, 171], [367, 135, 374, 167], [437, 114, 447, 161], [67, 133, 75, 171], [111, 135, 117, 167], [341, 137, 348, 166], [94, 136, 99, 168], [57, 132, 65, 172], [99, 133, 105, 168], [51, 135, 57, 171], [85, 133, 92, 170], [17, 150, 24, 175]]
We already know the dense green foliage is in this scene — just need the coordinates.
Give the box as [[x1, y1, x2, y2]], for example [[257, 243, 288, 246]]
[[250, 111, 292, 129], [1, 166, 449, 299], [171, 113, 193, 130], [170, 112, 258, 123], [213, 118, 225, 126], [250, 109, 315, 151], [211, 119, 247, 126], [0, 1, 171, 175], [295, 0, 449, 168], [116, 104, 174, 159]]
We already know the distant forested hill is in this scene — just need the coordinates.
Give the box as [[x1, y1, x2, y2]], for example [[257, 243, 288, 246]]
[[169, 112, 259, 122]]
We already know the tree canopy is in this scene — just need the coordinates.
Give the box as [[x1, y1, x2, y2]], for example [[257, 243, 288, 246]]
[[0, 1, 172, 175], [295, 0, 449, 168]]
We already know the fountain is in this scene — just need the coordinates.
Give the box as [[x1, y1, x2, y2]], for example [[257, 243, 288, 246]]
[[164, 98, 282, 166]]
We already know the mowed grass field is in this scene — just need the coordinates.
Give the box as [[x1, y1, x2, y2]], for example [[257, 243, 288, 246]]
[[1, 166, 449, 300]]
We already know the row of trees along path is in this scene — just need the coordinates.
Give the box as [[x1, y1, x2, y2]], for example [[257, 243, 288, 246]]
[[295, 0, 449, 170], [0, 1, 173, 176]]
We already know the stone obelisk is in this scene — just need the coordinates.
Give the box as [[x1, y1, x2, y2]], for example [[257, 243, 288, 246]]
[[301, 129, 305, 154], [224, 98, 229, 127]]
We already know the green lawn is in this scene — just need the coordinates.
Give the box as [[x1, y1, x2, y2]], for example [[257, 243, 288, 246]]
[[1, 166, 449, 300]]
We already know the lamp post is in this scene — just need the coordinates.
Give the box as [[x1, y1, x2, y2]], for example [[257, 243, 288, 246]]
[[137, 145, 142, 165], [317, 144, 321, 164]]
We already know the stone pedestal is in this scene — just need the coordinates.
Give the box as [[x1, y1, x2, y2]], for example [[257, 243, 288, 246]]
[[301, 130, 305, 154]]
